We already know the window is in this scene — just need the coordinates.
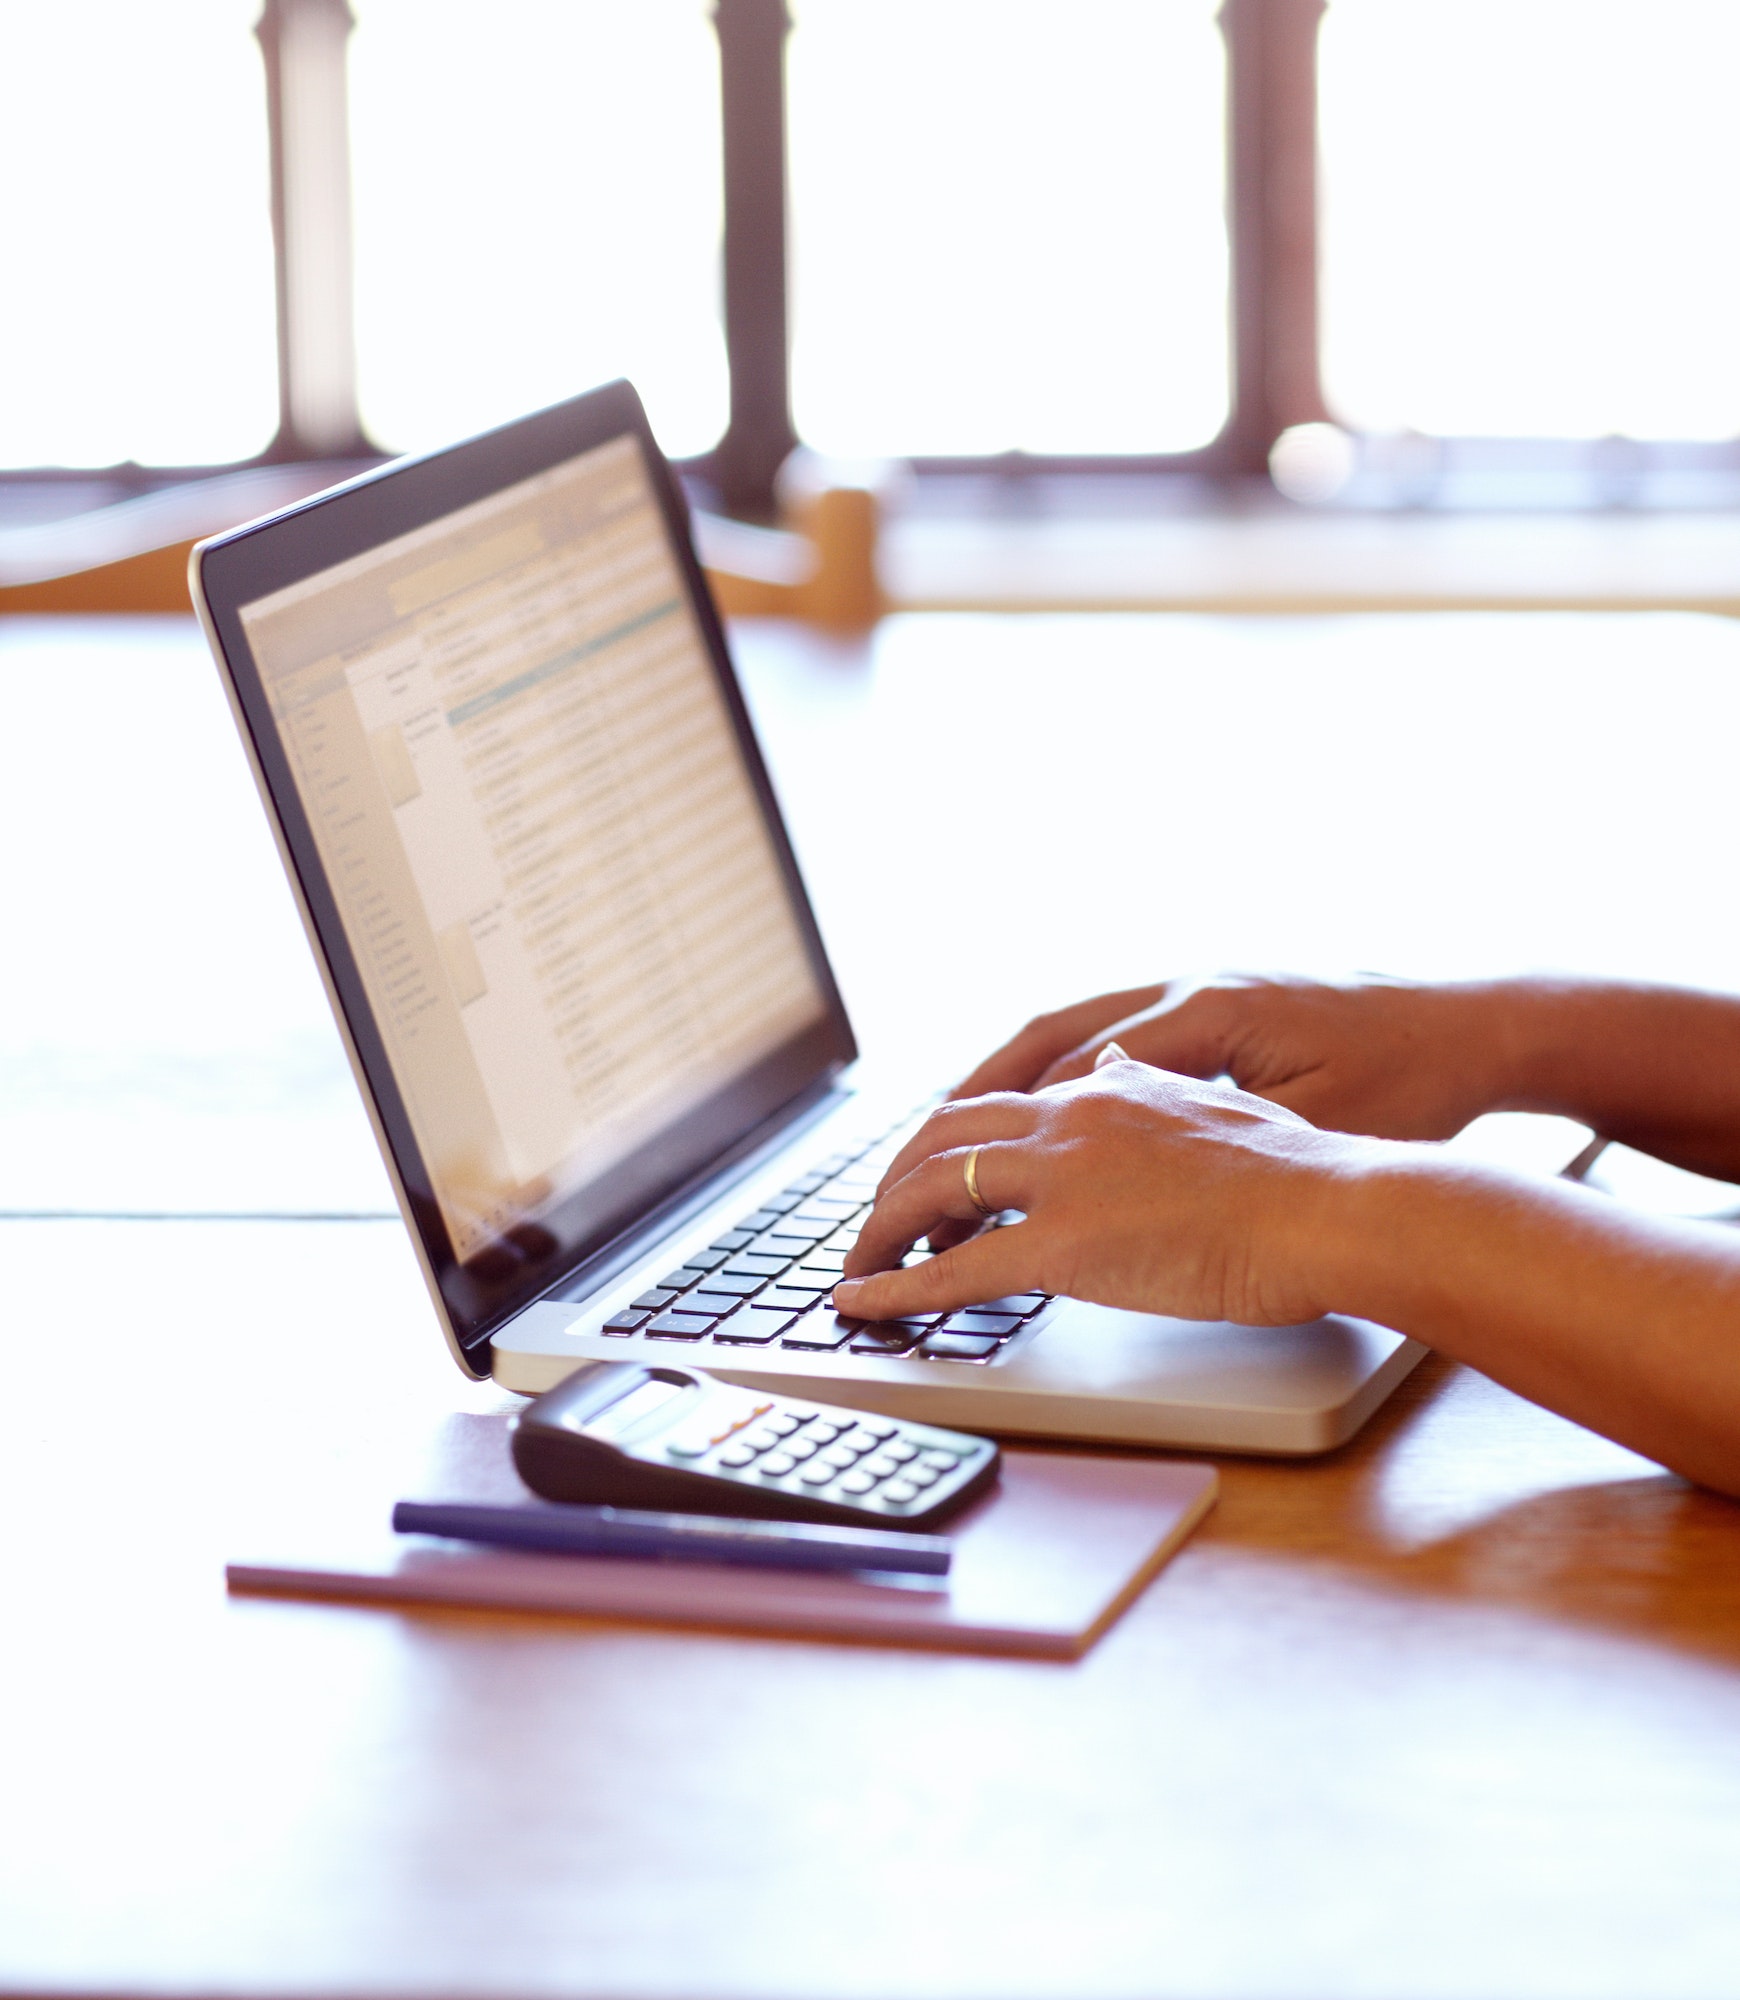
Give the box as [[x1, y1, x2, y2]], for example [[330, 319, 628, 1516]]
[[349, 0, 727, 459], [787, 0, 1228, 458], [9, 0, 1740, 508], [0, 0, 278, 468], [1320, 0, 1740, 442]]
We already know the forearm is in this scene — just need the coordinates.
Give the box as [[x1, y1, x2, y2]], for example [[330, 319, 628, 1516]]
[[1485, 977, 1740, 1179], [1317, 1145, 1740, 1494]]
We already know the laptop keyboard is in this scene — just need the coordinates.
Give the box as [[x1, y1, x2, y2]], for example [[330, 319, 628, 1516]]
[[595, 1121, 1051, 1365]]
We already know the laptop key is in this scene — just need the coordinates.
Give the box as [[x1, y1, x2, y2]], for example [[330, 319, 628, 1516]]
[[781, 1311, 860, 1351], [939, 1312, 1021, 1339], [683, 1291, 746, 1318], [712, 1306, 795, 1344], [759, 1191, 804, 1215], [601, 1310, 650, 1336], [724, 1253, 789, 1278], [735, 1209, 784, 1233], [920, 1331, 1000, 1362], [657, 1266, 710, 1292], [630, 1288, 678, 1313], [700, 1270, 767, 1298], [647, 1311, 714, 1339], [961, 1295, 1048, 1318], [847, 1322, 925, 1357], [769, 1270, 832, 1295], [682, 1246, 730, 1273], [758, 1285, 831, 1315]]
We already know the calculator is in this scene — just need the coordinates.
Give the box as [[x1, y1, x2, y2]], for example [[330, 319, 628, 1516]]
[[512, 1361, 1000, 1530]]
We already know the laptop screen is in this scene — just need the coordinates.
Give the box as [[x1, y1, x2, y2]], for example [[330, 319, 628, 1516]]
[[217, 404, 849, 1354]]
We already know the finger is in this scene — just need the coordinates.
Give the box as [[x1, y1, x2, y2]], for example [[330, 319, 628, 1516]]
[[875, 1092, 1036, 1202], [1093, 1040, 1132, 1068], [1035, 990, 1236, 1090], [833, 1222, 1041, 1323], [850, 1142, 1029, 1279], [950, 985, 1167, 1099]]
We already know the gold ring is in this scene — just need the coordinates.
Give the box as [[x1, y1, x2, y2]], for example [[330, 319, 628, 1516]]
[[963, 1146, 995, 1219]]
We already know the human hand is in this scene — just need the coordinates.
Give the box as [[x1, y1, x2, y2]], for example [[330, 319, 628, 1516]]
[[834, 1048, 1365, 1327], [953, 972, 1514, 1143]]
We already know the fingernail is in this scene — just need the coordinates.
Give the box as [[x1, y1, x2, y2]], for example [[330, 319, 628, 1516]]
[[1095, 1040, 1130, 1068], [832, 1279, 866, 1305]]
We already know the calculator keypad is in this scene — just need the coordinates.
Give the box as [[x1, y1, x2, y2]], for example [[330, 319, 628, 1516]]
[[660, 1393, 992, 1518]]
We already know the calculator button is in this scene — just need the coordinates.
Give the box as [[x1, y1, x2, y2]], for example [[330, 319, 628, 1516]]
[[740, 1429, 782, 1453], [786, 1406, 819, 1421], [758, 1453, 797, 1477], [904, 1464, 942, 1489], [783, 1437, 819, 1461], [666, 1438, 709, 1459], [797, 1462, 836, 1486], [820, 1445, 858, 1470], [920, 1449, 963, 1469], [859, 1419, 898, 1440], [838, 1429, 881, 1455], [882, 1441, 918, 1464], [601, 1310, 649, 1335], [861, 1456, 900, 1481], [805, 1421, 843, 1444], [939, 1312, 1021, 1339], [838, 1471, 877, 1495], [716, 1444, 757, 1468], [920, 1331, 1001, 1361], [881, 1479, 921, 1506]]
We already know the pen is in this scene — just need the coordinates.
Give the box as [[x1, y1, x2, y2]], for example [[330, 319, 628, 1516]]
[[391, 1499, 953, 1576]]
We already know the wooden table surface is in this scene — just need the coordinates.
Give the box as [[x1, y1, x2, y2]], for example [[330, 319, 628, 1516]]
[[4, 610, 1740, 1998]]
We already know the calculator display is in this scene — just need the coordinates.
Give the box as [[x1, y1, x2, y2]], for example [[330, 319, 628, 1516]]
[[584, 1376, 687, 1443]]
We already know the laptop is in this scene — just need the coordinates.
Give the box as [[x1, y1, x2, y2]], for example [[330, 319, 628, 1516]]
[[191, 380, 1425, 1454]]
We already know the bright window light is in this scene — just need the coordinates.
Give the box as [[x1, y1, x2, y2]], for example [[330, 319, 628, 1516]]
[[350, 0, 727, 460], [789, 0, 1229, 458], [1320, 0, 1740, 440], [0, 0, 278, 468]]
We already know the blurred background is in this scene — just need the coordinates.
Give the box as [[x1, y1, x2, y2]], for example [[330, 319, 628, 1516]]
[[6, 0, 1740, 612]]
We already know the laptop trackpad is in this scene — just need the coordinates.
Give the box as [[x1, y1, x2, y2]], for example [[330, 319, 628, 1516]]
[[1004, 1300, 1424, 1454]]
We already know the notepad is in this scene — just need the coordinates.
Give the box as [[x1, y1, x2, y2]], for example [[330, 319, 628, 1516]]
[[228, 1413, 1217, 1659]]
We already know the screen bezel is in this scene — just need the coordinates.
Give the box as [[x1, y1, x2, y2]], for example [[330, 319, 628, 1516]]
[[193, 381, 857, 1371]]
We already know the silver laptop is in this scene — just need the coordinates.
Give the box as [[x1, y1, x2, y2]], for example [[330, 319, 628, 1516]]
[[191, 381, 1424, 1453]]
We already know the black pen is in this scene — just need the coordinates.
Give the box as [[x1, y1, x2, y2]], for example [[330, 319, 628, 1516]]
[[392, 1499, 952, 1576]]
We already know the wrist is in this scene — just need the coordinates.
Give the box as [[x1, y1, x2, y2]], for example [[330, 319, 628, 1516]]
[[1266, 1129, 1401, 1321]]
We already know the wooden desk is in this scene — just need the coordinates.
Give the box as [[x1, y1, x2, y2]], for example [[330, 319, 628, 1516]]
[[4, 611, 1740, 1997]]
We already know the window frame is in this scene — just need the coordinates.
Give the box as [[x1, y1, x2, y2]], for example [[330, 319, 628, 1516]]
[[7, 0, 1737, 515]]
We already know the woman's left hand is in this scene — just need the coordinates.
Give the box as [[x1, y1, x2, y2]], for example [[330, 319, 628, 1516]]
[[833, 1050, 1365, 1328]]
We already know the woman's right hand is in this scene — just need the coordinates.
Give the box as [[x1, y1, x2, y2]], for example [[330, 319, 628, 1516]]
[[951, 972, 1526, 1143]]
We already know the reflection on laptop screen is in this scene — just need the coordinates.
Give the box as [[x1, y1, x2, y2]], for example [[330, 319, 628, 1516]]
[[238, 434, 827, 1262]]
